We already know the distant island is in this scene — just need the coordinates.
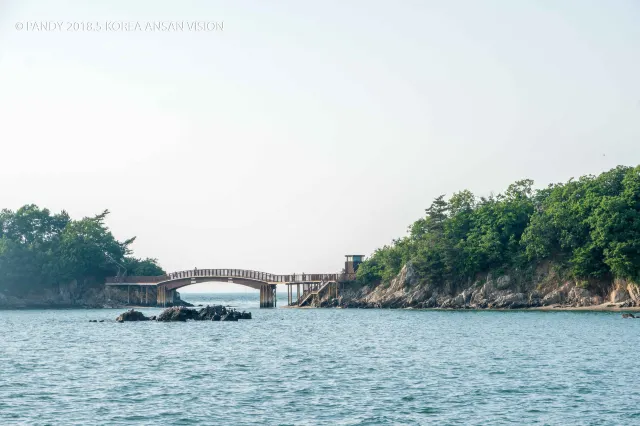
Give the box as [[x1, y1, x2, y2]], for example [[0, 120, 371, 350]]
[[0, 207, 188, 308], [323, 165, 640, 310]]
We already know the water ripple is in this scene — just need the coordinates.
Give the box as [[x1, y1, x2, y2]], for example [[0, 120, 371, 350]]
[[0, 296, 639, 424]]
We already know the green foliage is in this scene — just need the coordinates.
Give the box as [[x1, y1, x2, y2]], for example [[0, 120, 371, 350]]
[[355, 243, 408, 284], [0, 206, 163, 294], [521, 166, 639, 279], [357, 166, 640, 287], [123, 257, 166, 276]]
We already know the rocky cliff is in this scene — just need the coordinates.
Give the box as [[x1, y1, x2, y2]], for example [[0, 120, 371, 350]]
[[327, 262, 640, 310], [0, 280, 189, 309]]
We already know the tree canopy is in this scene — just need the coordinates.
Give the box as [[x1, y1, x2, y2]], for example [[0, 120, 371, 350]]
[[356, 165, 640, 287], [0, 206, 164, 294]]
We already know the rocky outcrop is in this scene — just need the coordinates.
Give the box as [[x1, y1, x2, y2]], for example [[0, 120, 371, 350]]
[[334, 262, 640, 310], [114, 305, 252, 322], [156, 305, 251, 322], [116, 309, 150, 322], [157, 306, 197, 322]]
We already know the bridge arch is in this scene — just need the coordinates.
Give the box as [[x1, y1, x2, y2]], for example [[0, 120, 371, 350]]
[[105, 268, 347, 308], [159, 276, 268, 291], [155, 269, 286, 307]]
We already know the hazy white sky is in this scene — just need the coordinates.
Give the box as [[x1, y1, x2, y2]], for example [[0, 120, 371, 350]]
[[0, 0, 639, 292]]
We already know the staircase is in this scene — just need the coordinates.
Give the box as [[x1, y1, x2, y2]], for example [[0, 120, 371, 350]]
[[297, 280, 335, 307]]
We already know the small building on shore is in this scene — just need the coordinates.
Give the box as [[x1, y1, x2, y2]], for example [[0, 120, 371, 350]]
[[344, 255, 365, 275]]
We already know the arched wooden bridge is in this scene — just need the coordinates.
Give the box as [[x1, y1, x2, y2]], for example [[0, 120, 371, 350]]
[[105, 269, 352, 308]]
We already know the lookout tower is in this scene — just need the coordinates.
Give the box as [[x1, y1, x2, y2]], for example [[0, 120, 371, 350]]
[[344, 255, 365, 275]]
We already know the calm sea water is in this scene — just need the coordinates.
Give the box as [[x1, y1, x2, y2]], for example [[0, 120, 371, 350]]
[[1, 292, 638, 425]]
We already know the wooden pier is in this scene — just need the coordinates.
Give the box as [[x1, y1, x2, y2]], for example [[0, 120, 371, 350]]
[[106, 270, 354, 308], [105, 255, 364, 309]]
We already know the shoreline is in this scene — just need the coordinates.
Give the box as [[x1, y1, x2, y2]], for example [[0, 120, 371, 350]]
[[3, 301, 640, 312], [0, 303, 191, 311], [285, 302, 640, 312]]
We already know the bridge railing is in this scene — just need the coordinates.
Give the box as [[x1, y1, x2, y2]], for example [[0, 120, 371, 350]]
[[163, 269, 345, 283], [106, 270, 358, 285], [165, 269, 286, 282]]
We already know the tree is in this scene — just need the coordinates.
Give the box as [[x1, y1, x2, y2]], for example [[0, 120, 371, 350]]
[[123, 257, 166, 276], [356, 165, 640, 290], [0, 206, 165, 295]]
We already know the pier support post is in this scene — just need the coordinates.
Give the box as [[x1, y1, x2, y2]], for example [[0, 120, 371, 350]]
[[156, 286, 167, 307], [260, 284, 276, 308]]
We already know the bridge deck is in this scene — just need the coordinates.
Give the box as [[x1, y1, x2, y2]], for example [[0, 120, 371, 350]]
[[106, 269, 355, 286], [104, 268, 354, 309]]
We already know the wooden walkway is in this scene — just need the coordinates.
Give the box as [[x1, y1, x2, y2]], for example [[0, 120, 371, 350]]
[[105, 268, 355, 308]]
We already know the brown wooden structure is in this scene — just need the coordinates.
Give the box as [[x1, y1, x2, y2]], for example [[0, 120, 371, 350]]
[[105, 269, 355, 308]]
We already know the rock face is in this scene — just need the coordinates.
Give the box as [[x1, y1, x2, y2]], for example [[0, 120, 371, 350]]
[[332, 262, 640, 310], [116, 309, 150, 322], [156, 305, 251, 322], [0, 280, 192, 309]]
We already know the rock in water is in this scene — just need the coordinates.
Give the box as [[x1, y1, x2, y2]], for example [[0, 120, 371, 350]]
[[197, 305, 226, 320], [156, 305, 251, 322], [221, 313, 238, 321], [116, 309, 150, 322], [156, 306, 197, 322]]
